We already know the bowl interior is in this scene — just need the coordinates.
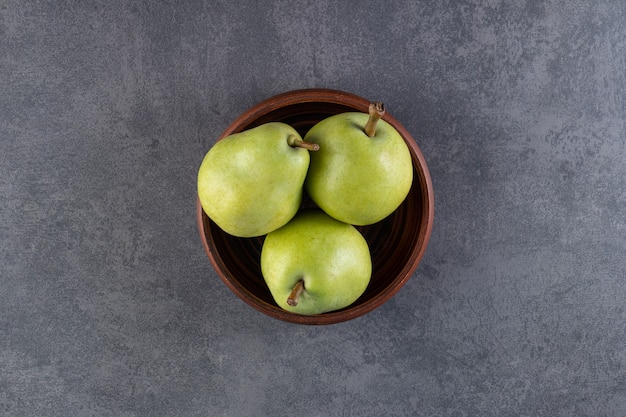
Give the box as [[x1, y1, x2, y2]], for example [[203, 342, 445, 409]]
[[197, 89, 434, 325]]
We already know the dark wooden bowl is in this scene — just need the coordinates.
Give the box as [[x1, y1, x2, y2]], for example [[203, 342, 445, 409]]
[[197, 88, 434, 325]]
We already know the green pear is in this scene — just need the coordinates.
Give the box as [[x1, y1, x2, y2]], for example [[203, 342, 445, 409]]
[[304, 103, 413, 226], [197, 122, 319, 238], [260, 209, 372, 315]]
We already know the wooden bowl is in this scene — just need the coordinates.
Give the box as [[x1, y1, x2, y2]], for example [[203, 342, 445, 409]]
[[197, 88, 434, 325]]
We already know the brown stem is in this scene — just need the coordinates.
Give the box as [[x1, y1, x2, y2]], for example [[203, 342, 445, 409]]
[[287, 279, 305, 306], [364, 102, 385, 137], [287, 135, 320, 151]]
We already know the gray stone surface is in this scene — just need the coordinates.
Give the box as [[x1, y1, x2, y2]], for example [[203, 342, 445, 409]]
[[1, 1, 625, 416]]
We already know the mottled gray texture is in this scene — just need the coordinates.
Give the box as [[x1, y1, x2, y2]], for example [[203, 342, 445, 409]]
[[1, 1, 625, 416]]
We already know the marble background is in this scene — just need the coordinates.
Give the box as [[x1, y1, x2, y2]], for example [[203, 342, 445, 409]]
[[1, 1, 625, 416]]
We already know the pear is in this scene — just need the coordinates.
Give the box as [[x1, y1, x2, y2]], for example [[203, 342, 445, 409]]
[[260, 209, 371, 315], [197, 122, 319, 238], [304, 103, 413, 226]]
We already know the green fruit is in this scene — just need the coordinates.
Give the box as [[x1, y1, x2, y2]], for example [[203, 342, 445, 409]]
[[304, 103, 413, 226], [260, 209, 372, 315], [197, 122, 318, 238]]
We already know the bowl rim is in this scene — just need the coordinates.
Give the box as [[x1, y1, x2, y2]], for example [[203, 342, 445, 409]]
[[197, 88, 434, 325]]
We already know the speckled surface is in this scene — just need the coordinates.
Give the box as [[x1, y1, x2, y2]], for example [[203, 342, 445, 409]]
[[1, 1, 625, 416]]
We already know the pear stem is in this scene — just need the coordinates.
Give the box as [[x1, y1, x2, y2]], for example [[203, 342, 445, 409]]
[[287, 135, 320, 151], [364, 102, 385, 137], [287, 279, 305, 307]]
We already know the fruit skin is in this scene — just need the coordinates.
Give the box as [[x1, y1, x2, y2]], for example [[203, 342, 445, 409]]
[[304, 112, 413, 226], [260, 209, 372, 315], [197, 122, 310, 238]]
